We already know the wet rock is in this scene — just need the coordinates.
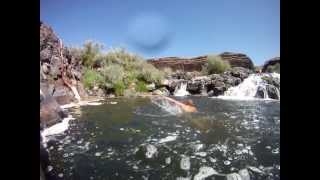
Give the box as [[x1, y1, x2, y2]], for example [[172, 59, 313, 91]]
[[255, 86, 266, 99], [40, 96, 66, 127], [146, 83, 156, 91], [152, 87, 170, 96], [207, 90, 214, 97], [266, 85, 279, 100]]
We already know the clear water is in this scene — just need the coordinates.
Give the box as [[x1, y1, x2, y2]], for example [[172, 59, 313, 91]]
[[44, 97, 280, 180]]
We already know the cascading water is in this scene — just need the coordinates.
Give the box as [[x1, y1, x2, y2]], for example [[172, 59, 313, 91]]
[[220, 73, 280, 100], [174, 81, 190, 96]]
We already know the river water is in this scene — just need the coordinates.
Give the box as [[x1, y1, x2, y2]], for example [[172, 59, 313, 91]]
[[43, 96, 280, 180]]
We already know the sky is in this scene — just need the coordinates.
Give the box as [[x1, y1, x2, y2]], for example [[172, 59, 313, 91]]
[[40, 0, 279, 66]]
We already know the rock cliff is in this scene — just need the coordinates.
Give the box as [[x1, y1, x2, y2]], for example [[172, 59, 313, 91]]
[[147, 52, 255, 72]]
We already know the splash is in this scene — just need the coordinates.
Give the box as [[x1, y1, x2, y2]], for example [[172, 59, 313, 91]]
[[151, 96, 183, 115]]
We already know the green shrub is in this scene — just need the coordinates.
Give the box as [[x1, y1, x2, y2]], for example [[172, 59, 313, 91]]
[[83, 68, 104, 89], [137, 63, 164, 85], [266, 63, 280, 73], [81, 41, 104, 68], [206, 55, 231, 74], [113, 81, 126, 96], [101, 64, 125, 87], [79, 44, 165, 96], [136, 81, 148, 92]]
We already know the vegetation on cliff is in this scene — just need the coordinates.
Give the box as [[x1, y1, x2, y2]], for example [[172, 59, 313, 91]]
[[202, 55, 231, 75], [72, 41, 165, 96]]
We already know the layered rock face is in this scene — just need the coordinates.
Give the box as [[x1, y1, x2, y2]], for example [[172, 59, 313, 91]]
[[147, 52, 255, 72], [262, 57, 280, 72], [40, 22, 87, 127]]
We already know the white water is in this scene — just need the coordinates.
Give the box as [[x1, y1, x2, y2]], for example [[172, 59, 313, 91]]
[[41, 115, 75, 143], [219, 73, 280, 100], [158, 135, 178, 144], [174, 81, 190, 97]]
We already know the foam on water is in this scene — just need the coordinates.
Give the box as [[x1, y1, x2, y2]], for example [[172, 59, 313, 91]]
[[158, 135, 178, 144], [41, 115, 75, 143], [60, 100, 104, 109]]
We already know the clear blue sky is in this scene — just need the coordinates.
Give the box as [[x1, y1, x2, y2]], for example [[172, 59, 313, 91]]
[[40, 0, 279, 66]]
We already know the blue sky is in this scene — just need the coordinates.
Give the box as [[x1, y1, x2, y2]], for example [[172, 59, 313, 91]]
[[40, 0, 279, 65]]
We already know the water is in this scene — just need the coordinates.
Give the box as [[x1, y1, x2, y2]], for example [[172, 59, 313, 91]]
[[222, 73, 280, 100], [43, 97, 280, 180], [174, 81, 190, 97]]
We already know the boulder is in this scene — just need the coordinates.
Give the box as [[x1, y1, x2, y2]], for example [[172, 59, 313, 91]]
[[267, 85, 280, 100], [40, 96, 67, 128], [152, 87, 170, 96]]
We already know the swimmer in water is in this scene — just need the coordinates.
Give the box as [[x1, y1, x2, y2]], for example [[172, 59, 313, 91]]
[[151, 95, 198, 113]]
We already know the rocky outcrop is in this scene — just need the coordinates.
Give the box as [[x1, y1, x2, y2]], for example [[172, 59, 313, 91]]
[[147, 52, 255, 72], [164, 67, 253, 96], [40, 21, 87, 105], [262, 57, 280, 72], [40, 96, 67, 129]]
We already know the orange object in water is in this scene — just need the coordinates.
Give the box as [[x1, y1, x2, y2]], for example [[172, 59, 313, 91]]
[[161, 96, 198, 113]]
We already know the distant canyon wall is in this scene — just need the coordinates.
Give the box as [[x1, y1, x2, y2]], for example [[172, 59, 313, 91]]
[[147, 52, 255, 72]]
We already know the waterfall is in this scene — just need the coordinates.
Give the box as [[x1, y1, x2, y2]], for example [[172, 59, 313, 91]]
[[174, 81, 190, 96], [200, 83, 207, 96], [70, 86, 81, 102], [220, 73, 280, 100]]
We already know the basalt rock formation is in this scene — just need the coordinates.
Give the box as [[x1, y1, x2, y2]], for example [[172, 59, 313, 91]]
[[165, 67, 253, 96], [40, 21, 87, 128], [40, 21, 87, 105], [262, 57, 280, 73], [147, 52, 255, 72]]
